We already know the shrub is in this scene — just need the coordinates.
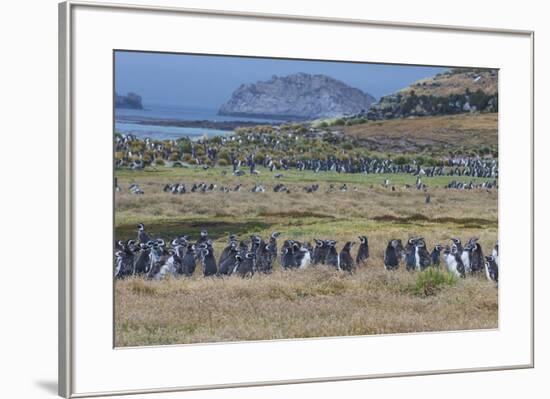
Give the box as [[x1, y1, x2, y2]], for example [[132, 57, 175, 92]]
[[411, 269, 457, 297], [332, 118, 346, 126], [155, 159, 165, 166], [217, 158, 229, 166]]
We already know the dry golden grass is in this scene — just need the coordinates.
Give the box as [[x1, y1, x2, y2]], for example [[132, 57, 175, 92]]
[[114, 165, 498, 347], [115, 266, 498, 347], [342, 113, 497, 153]]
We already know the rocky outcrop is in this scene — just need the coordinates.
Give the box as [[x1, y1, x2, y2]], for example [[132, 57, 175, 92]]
[[219, 73, 375, 120], [115, 92, 143, 109]]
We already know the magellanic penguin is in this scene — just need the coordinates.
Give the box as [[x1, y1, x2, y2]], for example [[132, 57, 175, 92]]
[[268, 231, 281, 260], [324, 240, 340, 270], [280, 240, 298, 269], [133, 243, 151, 275], [339, 241, 355, 272], [415, 238, 432, 271], [199, 242, 217, 277], [492, 241, 499, 268], [430, 244, 443, 267], [137, 223, 150, 244], [443, 245, 465, 278], [484, 255, 498, 283], [294, 242, 312, 269], [467, 238, 484, 274], [218, 244, 239, 276], [181, 243, 196, 276], [404, 238, 418, 271], [384, 239, 403, 271], [356, 236, 369, 265], [312, 239, 327, 265], [234, 252, 255, 278]]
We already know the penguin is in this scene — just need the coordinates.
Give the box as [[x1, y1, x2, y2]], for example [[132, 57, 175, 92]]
[[115, 240, 137, 278], [451, 237, 471, 274], [137, 223, 150, 244], [384, 239, 402, 271], [430, 244, 443, 267], [133, 242, 151, 275], [268, 232, 281, 261], [443, 245, 465, 278], [404, 238, 418, 271], [219, 237, 238, 266], [468, 238, 484, 274], [415, 238, 432, 271], [255, 241, 274, 273], [294, 242, 311, 269], [339, 241, 355, 272], [234, 252, 255, 278], [195, 230, 209, 247], [484, 255, 498, 283], [218, 245, 239, 275], [280, 241, 298, 269], [199, 242, 217, 277], [324, 240, 340, 270], [356, 236, 369, 265], [312, 239, 327, 265], [492, 241, 499, 267], [180, 243, 196, 276]]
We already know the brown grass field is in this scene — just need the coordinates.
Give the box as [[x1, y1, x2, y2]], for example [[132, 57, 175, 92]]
[[114, 160, 498, 346], [341, 113, 498, 154]]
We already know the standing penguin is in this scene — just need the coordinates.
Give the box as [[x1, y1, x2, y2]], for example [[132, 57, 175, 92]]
[[281, 240, 298, 269], [218, 244, 238, 276], [268, 232, 281, 261], [443, 245, 465, 278], [219, 235, 237, 266], [484, 255, 498, 283], [405, 238, 418, 271], [339, 241, 355, 272], [294, 242, 312, 269], [324, 240, 340, 270], [312, 239, 327, 265], [492, 241, 499, 268], [195, 230, 209, 247], [430, 244, 443, 267], [356, 236, 369, 265], [234, 252, 255, 278], [415, 238, 432, 271], [199, 242, 217, 277], [137, 223, 150, 244], [181, 243, 196, 276], [468, 239, 484, 274], [384, 239, 402, 271]]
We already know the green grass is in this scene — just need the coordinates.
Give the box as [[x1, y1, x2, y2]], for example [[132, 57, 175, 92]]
[[410, 268, 458, 297]]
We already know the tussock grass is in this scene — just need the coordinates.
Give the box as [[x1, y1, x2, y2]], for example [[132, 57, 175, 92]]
[[115, 266, 498, 347]]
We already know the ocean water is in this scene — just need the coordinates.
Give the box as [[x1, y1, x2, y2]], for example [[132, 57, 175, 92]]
[[115, 103, 275, 140]]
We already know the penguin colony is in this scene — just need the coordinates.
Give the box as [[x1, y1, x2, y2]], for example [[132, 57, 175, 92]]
[[115, 134, 498, 179], [115, 224, 498, 283]]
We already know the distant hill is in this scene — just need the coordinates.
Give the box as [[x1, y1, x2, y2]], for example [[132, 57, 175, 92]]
[[219, 73, 376, 120], [367, 68, 498, 120], [115, 92, 143, 109]]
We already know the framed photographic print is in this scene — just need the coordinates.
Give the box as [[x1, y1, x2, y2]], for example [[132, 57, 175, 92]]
[[59, 1, 534, 397]]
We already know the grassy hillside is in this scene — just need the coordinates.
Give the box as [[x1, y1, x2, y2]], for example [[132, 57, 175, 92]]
[[340, 113, 498, 155]]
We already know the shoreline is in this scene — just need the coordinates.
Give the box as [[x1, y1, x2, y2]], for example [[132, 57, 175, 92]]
[[116, 116, 281, 131]]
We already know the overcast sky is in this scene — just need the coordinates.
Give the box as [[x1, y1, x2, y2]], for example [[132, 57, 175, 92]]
[[115, 51, 448, 108]]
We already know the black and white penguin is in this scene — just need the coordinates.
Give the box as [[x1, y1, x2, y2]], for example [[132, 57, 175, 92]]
[[312, 239, 327, 265], [404, 238, 418, 271], [180, 243, 196, 276], [484, 255, 498, 283], [324, 240, 340, 270], [219, 237, 238, 266], [114, 240, 136, 278], [492, 241, 499, 268], [255, 241, 274, 273], [133, 242, 151, 275], [195, 230, 209, 247], [467, 239, 484, 274], [234, 252, 255, 278], [430, 244, 443, 267], [356, 236, 369, 265], [293, 242, 311, 269], [443, 245, 465, 278], [339, 241, 355, 272], [199, 242, 217, 277], [268, 231, 281, 261], [415, 238, 432, 271], [137, 223, 150, 244], [281, 241, 298, 269], [384, 239, 403, 271], [218, 244, 239, 276]]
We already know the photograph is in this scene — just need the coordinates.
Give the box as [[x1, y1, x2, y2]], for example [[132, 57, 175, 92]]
[[113, 50, 499, 347]]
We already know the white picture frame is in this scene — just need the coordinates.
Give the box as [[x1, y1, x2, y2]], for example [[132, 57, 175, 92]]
[[59, 1, 534, 397]]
